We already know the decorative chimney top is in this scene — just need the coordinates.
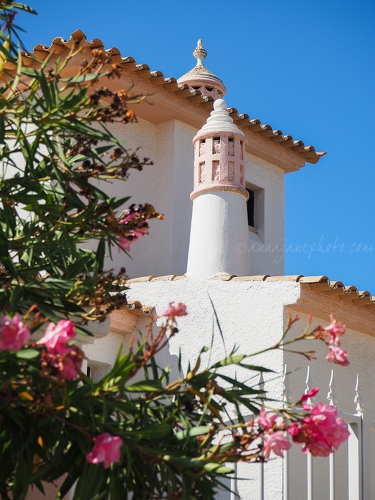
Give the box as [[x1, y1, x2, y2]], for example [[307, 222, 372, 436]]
[[191, 99, 248, 201], [196, 99, 245, 138], [177, 40, 226, 100], [193, 39, 207, 66], [186, 99, 250, 279]]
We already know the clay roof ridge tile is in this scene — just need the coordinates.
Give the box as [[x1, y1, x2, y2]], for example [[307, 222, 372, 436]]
[[265, 275, 304, 282], [329, 280, 345, 288], [299, 275, 329, 284], [16, 29, 325, 164], [123, 56, 136, 63]]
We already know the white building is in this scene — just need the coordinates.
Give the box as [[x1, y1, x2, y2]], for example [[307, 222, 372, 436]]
[[23, 32, 375, 499]]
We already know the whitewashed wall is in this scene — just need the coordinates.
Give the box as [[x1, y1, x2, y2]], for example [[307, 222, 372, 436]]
[[285, 311, 375, 500], [93, 118, 286, 279], [100, 118, 195, 278], [245, 154, 285, 276], [82, 279, 375, 499], [91, 277, 302, 499]]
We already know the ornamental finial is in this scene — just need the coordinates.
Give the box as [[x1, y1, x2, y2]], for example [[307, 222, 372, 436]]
[[177, 39, 226, 99], [193, 39, 207, 67]]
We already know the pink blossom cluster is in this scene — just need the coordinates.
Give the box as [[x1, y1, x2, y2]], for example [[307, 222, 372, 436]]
[[255, 407, 278, 430], [0, 315, 84, 381], [41, 346, 84, 380], [86, 432, 123, 468], [252, 393, 349, 460], [39, 320, 75, 354], [38, 320, 84, 380], [254, 408, 291, 459], [288, 402, 350, 457], [263, 431, 291, 459], [118, 207, 149, 252], [163, 302, 187, 318], [321, 314, 349, 366], [0, 313, 31, 351], [300, 387, 320, 405]]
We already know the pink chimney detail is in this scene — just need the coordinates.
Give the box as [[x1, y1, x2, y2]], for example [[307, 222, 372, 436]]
[[177, 40, 226, 100], [192, 99, 248, 200], [186, 99, 251, 279]]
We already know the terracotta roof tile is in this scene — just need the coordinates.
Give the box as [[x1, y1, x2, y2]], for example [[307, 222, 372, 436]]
[[299, 275, 329, 284], [125, 300, 153, 316], [110, 300, 153, 334], [124, 274, 375, 311], [301, 279, 375, 308], [125, 276, 156, 283], [6, 30, 325, 166], [228, 108, 325, 164], [265, 275, 304, 282], [210, 274, 236, 281], [328, 280, 345, 289], [231, 275, 269, 281], [150, 275, 181, 281]]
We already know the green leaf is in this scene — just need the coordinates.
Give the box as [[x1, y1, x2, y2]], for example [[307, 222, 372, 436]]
[[8, 3, 37, 14], [175, 426, 210, 441], [208, 294, 226, 352], [93, 237, 105, 276], [15, 349, 39, 360], [216, 372, 267, 393], [210, 354, 246, 368], [203, 463, 234, 475], [120, 422, 172, 440], [9, 285, 26, 314], [125, 380, 164, 392], [162, 455, 203, 469], [0, 228, 18, 279], [0, 115, 5, 145], [239, 363, 274, 373]]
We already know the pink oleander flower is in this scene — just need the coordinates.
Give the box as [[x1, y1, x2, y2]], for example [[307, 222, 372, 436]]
[[134, 226, 148, 238], [302, 432, 332, 457], [263, 431, 291, 459], [288, 402, 350, 457], [163, 302, 187, 318], [118, 209, 149, 253], [42, 346, 84, 381], [323, 314, 346, 346], [38, 320, 75, 354], [0, 314, 31, 351], [325, 416, 350, 450], [301, 387, 320, 403], [255, 408, 278, 430], [86, 432, 123, 468], [310, 403, 350, 452], [326, 346, 350, 366], [60, 347, 84, 380], [120, 212, 137, 224], [118, 237, 132, 252], [288, 420, 331, 456]]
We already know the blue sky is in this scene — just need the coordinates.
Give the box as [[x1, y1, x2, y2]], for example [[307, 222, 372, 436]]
[[17, 1, 375, 291]]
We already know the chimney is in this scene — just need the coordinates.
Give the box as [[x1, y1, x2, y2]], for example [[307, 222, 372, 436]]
[[177, 40, 226, 101], [186, 99, 250, 279]]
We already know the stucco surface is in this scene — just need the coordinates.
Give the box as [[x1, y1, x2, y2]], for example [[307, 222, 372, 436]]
[[88, 116, 287, 279], [122, 278, 301, 499], [285, 311, 375, 499], [245, 152, 285, 276], [77, 117, 173, 277], [187, 191, 250, 279], [81, 276, 375, 498], [97, 119, 195, 278]]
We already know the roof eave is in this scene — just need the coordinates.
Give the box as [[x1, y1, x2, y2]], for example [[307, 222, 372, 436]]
[[5, 29, 325, 172]]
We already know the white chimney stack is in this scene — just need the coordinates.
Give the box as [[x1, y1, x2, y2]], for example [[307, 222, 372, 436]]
[[186, 99, 250, 279]]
